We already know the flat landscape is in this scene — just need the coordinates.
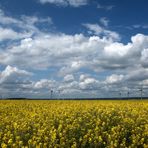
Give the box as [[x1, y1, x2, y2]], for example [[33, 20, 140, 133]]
[[0, 100, 147, 147], [1, 0, 148, 148]]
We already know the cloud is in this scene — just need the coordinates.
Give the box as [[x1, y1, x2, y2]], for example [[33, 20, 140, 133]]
[[0, 27, 19, 41], [0, 65, 33, 98], [0, 65, 58, 98], [132, 24, 148, 29], [0, 27, 34, 42], [97, 3, 114, 11], [79, 75, 100, 90], [101, 34, 148, 69], [125, 68, 148, 81], [0, 33, 111, 70], [0, 9, 148, 98], [141, 48, 148, 67], [64, 74, 74, 82], [104, 42, 131, 57], [83, 23, 120, 41], [105, 74, 124, 84], [57, 74, 102, 97], [126, 24, 148, 30], [0, 9, 52, 37], [0, 9, 20, 25], [100, 17, 109, 27], [83, 23, 103, 35], [34, 79, 56, 89], [0, 65, 32, 84], [39, 0, 88, 7], [21, 15, 52, 25]]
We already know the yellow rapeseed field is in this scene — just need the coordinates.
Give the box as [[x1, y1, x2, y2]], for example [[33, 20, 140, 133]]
[[0, 100, 148, 148]]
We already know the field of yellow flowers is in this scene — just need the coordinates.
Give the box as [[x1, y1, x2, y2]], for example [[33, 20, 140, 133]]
[[0, 100, 148, 148]]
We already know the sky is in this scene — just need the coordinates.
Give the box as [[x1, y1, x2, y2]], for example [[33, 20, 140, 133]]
[[0, 0, 148, 98]]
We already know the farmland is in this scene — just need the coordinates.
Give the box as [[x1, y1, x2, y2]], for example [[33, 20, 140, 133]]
[[0, 100, 148, 147]]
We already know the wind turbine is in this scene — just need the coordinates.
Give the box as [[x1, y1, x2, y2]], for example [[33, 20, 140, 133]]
[[139, 87, 143, 100], [127, 90, 130, 98], [50, 90, 53, 99]]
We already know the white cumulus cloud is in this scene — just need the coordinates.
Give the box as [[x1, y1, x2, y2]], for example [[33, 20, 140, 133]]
[[83, 23, 120, 41], [0, 8, 148, 98], [39, 0, 88, 7]]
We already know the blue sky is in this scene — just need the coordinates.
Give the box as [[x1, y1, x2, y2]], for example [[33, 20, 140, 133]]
[[0, 0, 148, 98], [2, 0, 148, 40]]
